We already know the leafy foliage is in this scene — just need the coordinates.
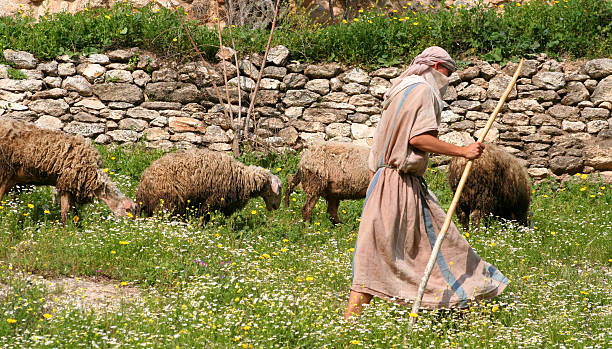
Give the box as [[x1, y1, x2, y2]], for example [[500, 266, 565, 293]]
[[0, 1, 610, 67]]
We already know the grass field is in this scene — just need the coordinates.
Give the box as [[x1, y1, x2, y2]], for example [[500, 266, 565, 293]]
[[0, 146, 610, 348]]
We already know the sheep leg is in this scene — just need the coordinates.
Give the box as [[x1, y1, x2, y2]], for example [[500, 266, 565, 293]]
[[456, 209, 469, 232], [301, 193, 319, 222], [0, 179, 16, 201], [326, 197, 340, 224], [60, 192, 72, 224]]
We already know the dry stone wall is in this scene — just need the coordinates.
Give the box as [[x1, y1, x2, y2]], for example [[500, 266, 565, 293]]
[[1, 46, 611, 180]]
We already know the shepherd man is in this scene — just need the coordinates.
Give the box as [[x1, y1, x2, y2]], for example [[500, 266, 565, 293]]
[[345, 46, 508, 319]]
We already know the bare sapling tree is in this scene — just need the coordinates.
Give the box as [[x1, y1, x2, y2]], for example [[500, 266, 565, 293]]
[[225, 0, 244, 156], [243, 0, 282, 144], [169, 3, 231, 126], [213, 1, 237, 155]]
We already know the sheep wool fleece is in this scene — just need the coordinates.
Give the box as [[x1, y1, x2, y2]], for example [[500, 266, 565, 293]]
[[351, 72, 508, 308]]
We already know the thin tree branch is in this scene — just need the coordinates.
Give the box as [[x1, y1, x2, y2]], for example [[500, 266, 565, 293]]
[[226, 0, 243, 156], [243, 0, 282, 142]]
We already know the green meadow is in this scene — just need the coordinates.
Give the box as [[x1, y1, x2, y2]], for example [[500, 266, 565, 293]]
[[0, 146, 610, 348]]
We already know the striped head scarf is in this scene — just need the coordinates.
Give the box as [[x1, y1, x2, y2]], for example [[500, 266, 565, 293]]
[[384, 46, 456, 101]]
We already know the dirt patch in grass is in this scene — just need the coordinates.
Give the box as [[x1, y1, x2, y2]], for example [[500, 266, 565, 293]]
[[44, 276, 142, 312]]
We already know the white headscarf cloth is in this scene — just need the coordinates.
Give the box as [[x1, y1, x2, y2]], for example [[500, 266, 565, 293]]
[[383, 46, 456, 102]]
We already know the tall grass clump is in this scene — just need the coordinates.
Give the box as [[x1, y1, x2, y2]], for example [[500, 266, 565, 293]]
[[0, 0, 610, 67]]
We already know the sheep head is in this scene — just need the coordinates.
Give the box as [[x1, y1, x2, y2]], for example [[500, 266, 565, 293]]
[[262, 172, 282, 211], [95, 170, 137, 218]]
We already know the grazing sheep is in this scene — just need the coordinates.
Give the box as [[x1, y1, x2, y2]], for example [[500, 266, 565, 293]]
[[135, 149, 282, 218], [0, 118, 136, 223], [448, 143, 531, 230], [284, 142, 370, 224]]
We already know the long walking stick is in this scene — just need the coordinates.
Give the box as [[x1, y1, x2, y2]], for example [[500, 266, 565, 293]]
[[409, 59, 524, 326]]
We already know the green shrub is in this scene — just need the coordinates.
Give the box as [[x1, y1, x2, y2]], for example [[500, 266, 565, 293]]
[[0, 0, 610, 67]]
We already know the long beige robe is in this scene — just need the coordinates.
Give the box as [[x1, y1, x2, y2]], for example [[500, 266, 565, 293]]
[[351, 71, 508, 308]]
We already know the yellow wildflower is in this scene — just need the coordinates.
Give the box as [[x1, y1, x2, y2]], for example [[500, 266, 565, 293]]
[[350, 339, 361, 345], [43, 313, 52, 319], [7, 318, 17, 324], [409, 312, 419, 318], [119, 241, 130, 245], [580, 187, 586, 191], [353, 18, 359, 22], [44, 210, 50, 214], [105, 15, 111, 20], [305, 276, 314, 281], [491, 305, 499, 312], [120, 281, 128, 286], [27, 203, 34, 208]]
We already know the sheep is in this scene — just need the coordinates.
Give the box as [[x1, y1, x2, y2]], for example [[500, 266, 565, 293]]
[[135, 149, 282, 218], [0, 118, 136, 223], [284, 142, 370, 224], [448, 143, 531, 230]]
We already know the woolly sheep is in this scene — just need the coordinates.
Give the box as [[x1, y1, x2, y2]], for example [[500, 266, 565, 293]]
[[135, 149, 282, 218], [0, 118, 136, 223], [448, 143, 531, 230], [284, 142, 370, 224]]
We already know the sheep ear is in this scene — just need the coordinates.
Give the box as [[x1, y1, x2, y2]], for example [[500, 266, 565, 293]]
[[269, 174, 282, 195]]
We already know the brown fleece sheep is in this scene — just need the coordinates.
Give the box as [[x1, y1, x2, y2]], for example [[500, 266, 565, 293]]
[[284, 142, 370, 224], [0, 118, 136, 223], [136, 149, 282, 218], [448, 143, 531, 230]]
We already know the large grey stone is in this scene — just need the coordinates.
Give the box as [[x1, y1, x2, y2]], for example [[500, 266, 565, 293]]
[[107, 49, 134, 62], [108, 130, 139, 143], [584, 58, 612, 79], [144, 128, 170, 141], [260, 78, 281, 90], [547, 105, 580, 120], [152, 68, 178, 82], [3, 49, 37, 69], [0, 79, 43, 92], [94, 83, 143, 104], [58, 63, 76, 76], [64, 122, 105, 137], [77, 63, 106, 82], [325, 123, 351, 137], [215, 46, 236, 61], [304, 63, 342, 79], [587, 120, 608, 134], [38, 61, 58, 76], [126, 107, 160, 120], [251, 90, 281, 106], [372, 67, 401, 79], [518, 60, 539, 77], [267, 45, 290, 66], [369, 77, 391, 98], [343, 68, 370, 85], [228, 76, 256, 91], [549, 156, 583, 175], [28, 99, 69, 117], [34, 115, 63, 130], [349, 94, 378, 107], [592, 75, 612, 105], [0, 90, 25, 102], [532, 72, 565, 90], [299, 132, 326, 144], [305, 79, 330, 95], [144, 82, 201, 103], [118, 118, 148, 132], [293, 120, 325, 132], [342, 82, 368, 95], [302, 108, 348, 123], [561, 82, 589, 106], [239, 59, 259, 79], [518, 89, 559, 102], [583, 140, 612, 170], [62, 75, 93, 96], [283, 90, 319, 107], [508, 99, 544, 112], [581, 107, 610, 120], [283, 73, 308, 89], [105, 69, 133, 83], [168, 117, 203, 132], [487, 75, 518, 99], [132, 70, 151, 87], [74, 97, 105, 110], [263, 66, 286, 80], [501, 113, 529, 126], [202, 125, 229, 143], [279, 126, 299, 145], [459, 66, 480, 80], [88, 53, 110, 65]]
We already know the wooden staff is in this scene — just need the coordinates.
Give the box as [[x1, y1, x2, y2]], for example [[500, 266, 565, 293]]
[[409, 59, 524, 326]]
